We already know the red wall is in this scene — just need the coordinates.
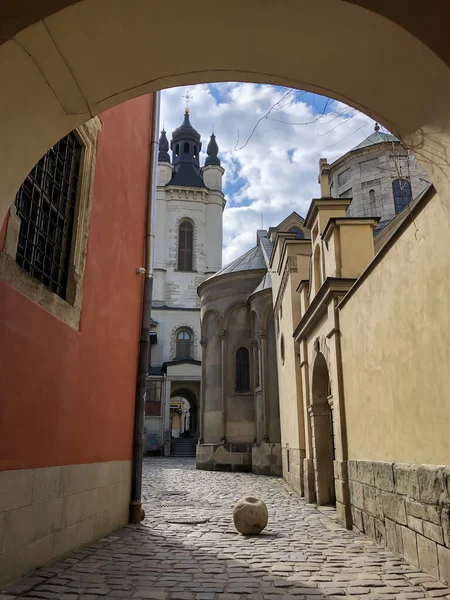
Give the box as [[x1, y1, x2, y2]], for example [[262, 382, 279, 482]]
[[0, 95, 152, 470]]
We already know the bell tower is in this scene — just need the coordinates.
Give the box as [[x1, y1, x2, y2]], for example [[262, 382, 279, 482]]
[[152, 109, 226, 311]]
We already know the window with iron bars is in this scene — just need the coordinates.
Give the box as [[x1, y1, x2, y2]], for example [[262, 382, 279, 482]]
[[14, 132, 81, 300]]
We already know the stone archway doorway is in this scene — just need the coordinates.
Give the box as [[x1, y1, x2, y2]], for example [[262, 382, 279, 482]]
[[310, 352, 335, 506], [169, 387, 199, 458]]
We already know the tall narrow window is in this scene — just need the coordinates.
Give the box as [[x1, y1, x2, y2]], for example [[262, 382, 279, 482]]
[[175, 143, 180, 156], [392, 178, 412, 214], [14, 132, 81, 300], [184, 142, 190, 154], [178, 220, 193, 271], [369, 189, 376, 203], [236, 347, 250, 392], [176, 329, 192, 358]]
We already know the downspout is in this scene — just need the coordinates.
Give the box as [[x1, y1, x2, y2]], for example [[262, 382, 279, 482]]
[[130, 90, 160, 524]]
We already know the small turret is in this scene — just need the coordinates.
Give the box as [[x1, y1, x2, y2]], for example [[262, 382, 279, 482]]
[[202, 132, 224, 192], [205, 133, 221, 167], [158, 129, 170, 162]]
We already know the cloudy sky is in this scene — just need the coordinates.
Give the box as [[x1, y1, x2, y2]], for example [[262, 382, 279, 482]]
[[160, 83, 382, 266]]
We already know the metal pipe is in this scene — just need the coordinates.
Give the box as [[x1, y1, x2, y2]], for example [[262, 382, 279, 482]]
[[130, 90, 160, 524]]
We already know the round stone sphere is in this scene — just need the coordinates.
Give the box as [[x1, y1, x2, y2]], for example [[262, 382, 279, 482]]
[[233, 496, 268, 535]]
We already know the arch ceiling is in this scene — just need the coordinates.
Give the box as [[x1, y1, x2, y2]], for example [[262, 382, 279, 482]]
[[1, 0, 450, 226]]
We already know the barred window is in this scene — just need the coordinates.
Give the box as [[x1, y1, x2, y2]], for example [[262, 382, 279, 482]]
[[178, 220, 193, 271], [236, 347, 250, 392], [14, 132, 81, 300], [392, 178, 412, 214], [176, 328, 192, 358]]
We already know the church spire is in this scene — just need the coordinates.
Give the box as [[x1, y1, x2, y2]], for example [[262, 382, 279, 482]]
[[205, 132, 221, 167], [158, 129, 170, 162]]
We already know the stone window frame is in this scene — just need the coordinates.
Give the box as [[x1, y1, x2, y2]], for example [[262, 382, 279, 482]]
[[170, 323, 198, 360], [0, 118, 101, 330]]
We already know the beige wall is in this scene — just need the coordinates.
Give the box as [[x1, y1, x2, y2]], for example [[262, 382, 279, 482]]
[[0, 460, 131, 585], [339, 192, 450, 464]]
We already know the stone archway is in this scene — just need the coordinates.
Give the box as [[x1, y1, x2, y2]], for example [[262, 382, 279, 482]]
[[310, 352, 335, 505], [170, 387, 199, 439], [2, 1, 450, 228]]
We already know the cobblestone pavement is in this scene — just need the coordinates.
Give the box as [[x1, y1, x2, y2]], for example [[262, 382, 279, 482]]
[[3, 458, 450, 600]]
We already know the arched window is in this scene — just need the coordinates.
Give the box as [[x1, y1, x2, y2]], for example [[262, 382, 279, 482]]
[[175, 143, 180, 156], [184, 142, 190, 154], [193, 145, 198, 158], [178, 220, 193, 271], [289, 227, 304, 239], [369, 189, 376, 203], [236, 347, 250, 392], [176, 329, 192, 358], [392, 178, 412, 214]]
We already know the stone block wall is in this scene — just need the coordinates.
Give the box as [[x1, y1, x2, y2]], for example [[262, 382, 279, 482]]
[[0, 461, 131, 585], [252, 443, 282, 476], [349, 460, 450, 585], [196, 443, 252, 472], [282, 447, 304, 495]]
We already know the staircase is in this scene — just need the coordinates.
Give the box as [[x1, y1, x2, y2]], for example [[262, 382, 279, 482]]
[[170, 437, 198, 458]]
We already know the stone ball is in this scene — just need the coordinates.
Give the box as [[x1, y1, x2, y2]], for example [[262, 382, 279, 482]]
[[233, 496, 268, 535]]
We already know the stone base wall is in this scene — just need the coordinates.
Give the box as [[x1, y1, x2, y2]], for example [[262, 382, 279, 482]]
[[334, 460, 352, 529], [349, 459, 450, 585], [0, 460, 131, 585], [282, 447, 304, 495], [252, 443, 282, 476], [196, 443, 252, 472]]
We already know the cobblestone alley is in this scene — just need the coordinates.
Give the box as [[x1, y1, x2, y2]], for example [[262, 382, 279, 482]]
[[3, 458, 450, 600]]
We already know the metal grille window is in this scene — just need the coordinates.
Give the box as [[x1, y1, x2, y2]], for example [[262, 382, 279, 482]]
[[392, 178, 412, 214], [145, 380, 163, 416], [14, 132, 81, 300], [236, 347, 250, 392], [178, 220, 193, 271], [176, 329, 192, 358]]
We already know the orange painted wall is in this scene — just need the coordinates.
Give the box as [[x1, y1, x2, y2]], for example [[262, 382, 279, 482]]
[[0, 95, 152, 470]]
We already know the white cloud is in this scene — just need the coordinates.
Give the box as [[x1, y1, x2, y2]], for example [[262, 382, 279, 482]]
[[160, 84, 379, 266]]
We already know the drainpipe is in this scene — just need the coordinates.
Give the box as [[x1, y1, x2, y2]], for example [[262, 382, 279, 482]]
[[130, 90, 160, 524]]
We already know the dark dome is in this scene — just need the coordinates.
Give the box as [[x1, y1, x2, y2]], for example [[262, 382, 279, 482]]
[[205, 133, 221, 167], [158, 129, 170, 162]]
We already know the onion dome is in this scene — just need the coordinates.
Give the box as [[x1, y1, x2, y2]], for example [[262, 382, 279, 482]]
[[158, 129, 170, 162], [205, 133, 221, 167]]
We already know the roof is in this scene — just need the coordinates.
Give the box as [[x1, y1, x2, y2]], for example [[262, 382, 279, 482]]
[[166, 162, 206, 188], [250, 272, 272, 296], [351, 131, 399, 151], [206, 245, 267, 281]]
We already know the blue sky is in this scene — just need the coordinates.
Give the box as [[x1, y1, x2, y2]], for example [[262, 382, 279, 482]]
[[160, 83, 381, 265]]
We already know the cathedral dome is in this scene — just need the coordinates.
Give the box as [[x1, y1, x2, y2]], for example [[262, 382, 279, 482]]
[[205, 245, 267, 282]]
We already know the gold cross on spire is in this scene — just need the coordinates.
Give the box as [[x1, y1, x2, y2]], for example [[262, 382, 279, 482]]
[[183, 89, 193, 113]]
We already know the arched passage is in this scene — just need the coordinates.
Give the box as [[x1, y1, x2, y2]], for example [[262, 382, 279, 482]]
[[2, 1, 450, 227], [170, 386, 199, 439], [310, 351, 335, 505]]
